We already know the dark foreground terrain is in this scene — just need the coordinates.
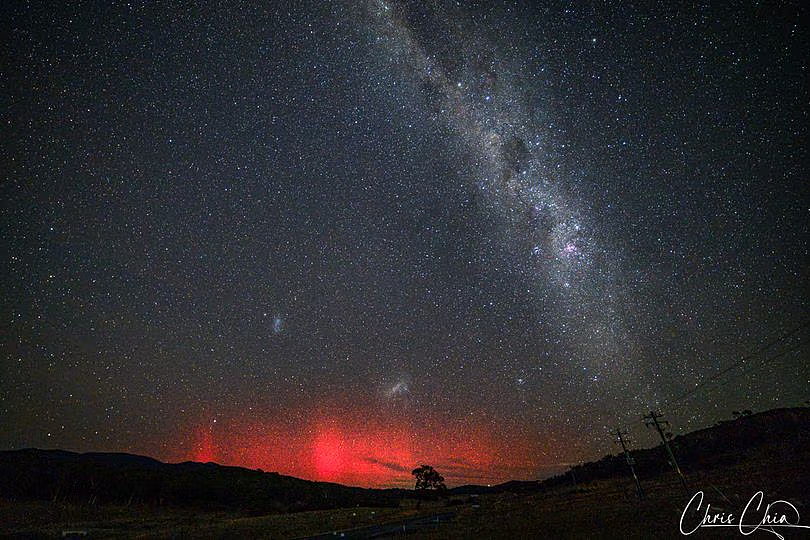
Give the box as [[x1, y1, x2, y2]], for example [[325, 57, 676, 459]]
[[2, 407, 808, 538]]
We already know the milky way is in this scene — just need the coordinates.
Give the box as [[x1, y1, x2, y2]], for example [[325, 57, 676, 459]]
[[2, 1, 807, 487], [366, 0, 651, 415]]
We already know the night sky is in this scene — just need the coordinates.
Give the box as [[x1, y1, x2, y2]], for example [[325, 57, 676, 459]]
[[2, 1, 808, 488]]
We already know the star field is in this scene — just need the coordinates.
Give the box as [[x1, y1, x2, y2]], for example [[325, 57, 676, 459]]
[[2, 1, 808, 487]]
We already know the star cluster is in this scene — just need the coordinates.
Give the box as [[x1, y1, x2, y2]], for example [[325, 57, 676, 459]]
[[1, 1, 807, 487]]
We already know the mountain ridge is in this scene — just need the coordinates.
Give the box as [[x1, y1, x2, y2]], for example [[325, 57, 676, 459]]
[[2, 406, 808, 512]]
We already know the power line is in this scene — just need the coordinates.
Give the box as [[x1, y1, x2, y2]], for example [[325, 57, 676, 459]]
[[673, 342, 804, 405], [618, 319, 809, 428], [608, 319, 808, 467], [666, 319, 810, 407]]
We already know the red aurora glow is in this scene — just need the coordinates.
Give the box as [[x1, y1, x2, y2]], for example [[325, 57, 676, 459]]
[[173, 404, 556, 488]]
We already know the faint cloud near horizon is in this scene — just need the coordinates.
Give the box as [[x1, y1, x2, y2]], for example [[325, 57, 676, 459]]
[[363, 456, 411, 473]]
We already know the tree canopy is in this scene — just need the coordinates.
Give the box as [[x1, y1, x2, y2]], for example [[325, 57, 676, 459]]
[[411, 465, 446, 492]]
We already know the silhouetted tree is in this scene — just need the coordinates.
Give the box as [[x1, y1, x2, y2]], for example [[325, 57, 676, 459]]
[[412, 465, 446, 493]]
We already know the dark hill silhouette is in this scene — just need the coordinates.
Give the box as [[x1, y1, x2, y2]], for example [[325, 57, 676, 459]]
[[0, 448, 402, 514], [2, 407, 807, 513], [450, 406, 810, 494], [549, 406, 810, 488]]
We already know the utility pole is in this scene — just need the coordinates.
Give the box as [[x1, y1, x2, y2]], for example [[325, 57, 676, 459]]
[[615, 428, 644, 500], [644, 410, 689, 496]]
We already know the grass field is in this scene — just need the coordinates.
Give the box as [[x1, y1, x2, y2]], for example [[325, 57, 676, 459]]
[[407, 448, 810, 539], [0, 501, 425, 538]]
